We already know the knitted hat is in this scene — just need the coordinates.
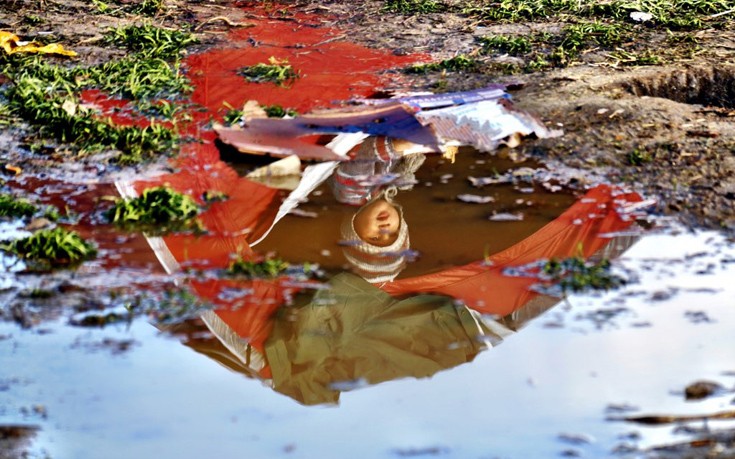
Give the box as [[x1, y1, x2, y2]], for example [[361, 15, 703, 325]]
[[339, 188, 411, 284]]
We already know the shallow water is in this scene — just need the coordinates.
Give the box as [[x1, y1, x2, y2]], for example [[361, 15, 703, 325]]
[[1, 227, 734, 459]]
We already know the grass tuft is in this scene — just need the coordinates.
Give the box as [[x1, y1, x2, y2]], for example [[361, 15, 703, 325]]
[[0, 194, 38, 218], [1, 227, 97, 270], [406, 55, 478, 74], [103, 24, 197, 60], [543, 256, 626, 293], [106, 186, 201, 232], [238, 57, 300, 86], [382, 0, 447, 13], [228, 257, 290, 278]]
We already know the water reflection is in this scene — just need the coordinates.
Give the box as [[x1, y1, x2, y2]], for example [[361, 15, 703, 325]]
[[146, 152, 644, 405], [175, 273, 512, 406], [4, 129, 645, 407]]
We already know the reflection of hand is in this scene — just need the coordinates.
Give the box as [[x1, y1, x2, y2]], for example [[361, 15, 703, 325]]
[[388, 137, 437, 155]]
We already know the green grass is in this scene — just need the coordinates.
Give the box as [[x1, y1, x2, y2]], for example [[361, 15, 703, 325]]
[[1, 227, 97, 270], [239, 57, 300, 86], [542, 256, 626, 293], [90, 0, 166, 16], [0, 194, 38, 218], [5, 76, 177, 164], [480, 21, 641, 68], [103, 24, 197, 60], [627, 148, 654, 166], [480, 35, 533, 55], [462, 0, 734, 28], [106, 186, 201, 232], [262, 104, 298, 118], [466, 0, 732, 74], [0, 23, 195, 164], [383, 0, 447, 13], [608, 49, 662, 66], [224, 104, 298, 125], [228, 257, 290, 278], [406, 55, 478, 73], [22, 15, 44, 25]]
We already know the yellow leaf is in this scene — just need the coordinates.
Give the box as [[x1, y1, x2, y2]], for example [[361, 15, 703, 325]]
[[0, 30, 77, 57]]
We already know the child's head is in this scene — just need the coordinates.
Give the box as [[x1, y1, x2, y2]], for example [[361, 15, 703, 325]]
[[352, 198, 401, 247], [340, 188, 410, 284]]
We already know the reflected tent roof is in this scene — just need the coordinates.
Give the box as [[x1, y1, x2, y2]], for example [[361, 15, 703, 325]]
[[381, 184, 643, 316], [155, 184, 642, 405]]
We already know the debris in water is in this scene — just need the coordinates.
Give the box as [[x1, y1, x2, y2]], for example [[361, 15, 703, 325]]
[[685, 380, 728, 400], [215, 87, 559, 161], [457, 194, 495, 204], [558, 432, 596, 445], [489, 212, 524, 221], [609, 409, 735, 425]]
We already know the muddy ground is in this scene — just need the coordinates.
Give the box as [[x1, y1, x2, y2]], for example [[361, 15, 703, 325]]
[[0, 0, 734, 232]]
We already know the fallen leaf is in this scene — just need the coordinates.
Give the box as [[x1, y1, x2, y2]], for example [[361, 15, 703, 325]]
[[0, 31, 77, 57]]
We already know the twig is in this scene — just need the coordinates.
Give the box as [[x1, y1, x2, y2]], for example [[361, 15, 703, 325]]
[[313, 33, 347, 47], [78, 35, 105, 45], [609, 410, 735, 425], [195, 16, 256, 31], [707, 8, 734, 19]]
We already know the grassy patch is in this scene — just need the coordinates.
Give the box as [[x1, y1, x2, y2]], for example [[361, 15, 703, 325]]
[[239, 57, 299, 86], [469, 0, 732, 73], [480, 35, 533, 55], [90, 0, 166, 16], [627, 147, 654, 166], [228, 257, 290, 278], [0, 194, 38, 218], [5, 76, 177, 164], [262, 104, 298, 118], [607, 49, 662, 66], [383, 0, 447, 13], [0, 23, 194, 164], [22, 15, 45, 25], [462, 0, 579, 22], [463, 0, 734, 28], [406, 55, 478, 73], [227, 256, 323, 281], [542, 256, 626, 293], [1, 227, 97, 271], [105, 186, 201, 232], [103, 24, 197, 60], [480, 21, 641, 69], [224, 104, 298, 125]]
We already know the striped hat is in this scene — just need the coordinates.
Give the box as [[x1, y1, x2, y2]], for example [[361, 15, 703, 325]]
[[339, 189, 411, 284]]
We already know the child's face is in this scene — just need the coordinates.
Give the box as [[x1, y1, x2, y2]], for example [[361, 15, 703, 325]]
[[353, 199, 401, 247]]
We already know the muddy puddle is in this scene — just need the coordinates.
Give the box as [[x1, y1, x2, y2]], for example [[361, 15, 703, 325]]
[[2, 5, 735, 459], [3, 142, 734, 458], [2, 217, 734, 458]]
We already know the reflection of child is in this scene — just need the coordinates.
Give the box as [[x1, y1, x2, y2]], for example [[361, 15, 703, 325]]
[[340, 188, 410, 284], [330, 136, 426, 206], [331, 136, 426, 284]]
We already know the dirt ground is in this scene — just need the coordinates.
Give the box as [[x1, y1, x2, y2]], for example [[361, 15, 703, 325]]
[[1, 0, 734, 233]]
